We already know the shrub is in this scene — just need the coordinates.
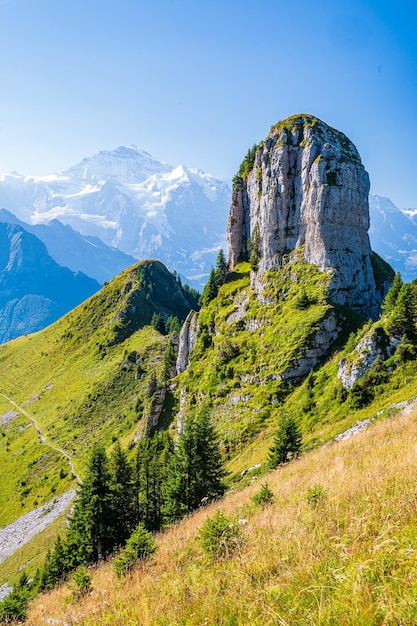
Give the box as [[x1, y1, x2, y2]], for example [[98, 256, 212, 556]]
[[71, 566, 92, 598], [113, 523, 157, 578], [0, 574, 31, 621], [305, 484, 328, 507], [252, 482, 274, 507], [295, 289, 310, 310], [199, 511, 242, 560]]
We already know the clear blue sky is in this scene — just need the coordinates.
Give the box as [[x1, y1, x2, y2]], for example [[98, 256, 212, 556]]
[[0, 0, 416, 208]]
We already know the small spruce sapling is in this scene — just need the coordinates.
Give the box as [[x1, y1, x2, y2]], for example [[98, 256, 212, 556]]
[[268, 415, 302, 468], [251, 482, 274, 507], [113, 523, 157, 578], [199, 511, 241, 560]]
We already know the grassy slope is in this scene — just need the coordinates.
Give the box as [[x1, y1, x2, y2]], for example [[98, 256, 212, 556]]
[[2, 254, 414, 598], [27, 401, 417, 625], [0, 260, 198, 582], [176, 256, 416, 484], [177, 256, 365, 477]]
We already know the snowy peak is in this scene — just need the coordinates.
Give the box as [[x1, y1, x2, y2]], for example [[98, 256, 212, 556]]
[[64, 145, 172, 185], [0, 147, 231, 287]]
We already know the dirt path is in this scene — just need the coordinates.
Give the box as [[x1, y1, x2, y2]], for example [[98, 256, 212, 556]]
[[0, 393, 82, 484]]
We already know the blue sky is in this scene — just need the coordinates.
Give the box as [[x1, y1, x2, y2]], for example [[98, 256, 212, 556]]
[[0, 0, 416, 207]]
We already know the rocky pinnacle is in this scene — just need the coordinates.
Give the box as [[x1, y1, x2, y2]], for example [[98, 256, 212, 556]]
[[227, 114, 383, 317]]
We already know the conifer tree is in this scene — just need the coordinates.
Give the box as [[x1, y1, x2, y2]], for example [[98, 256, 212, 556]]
[[109, 441, 136, 547], [151, 312, 166, 334], [164, 410, 226, 521], [388, 283, 417, 341], [65, 444, 113, 566], [39, 535, 67, 590], [201, 249, 228, 307], [215, 248, 228, 286], [135, 433, 173, 531], [201, 267, 218, 306], [268, 415, 302, 468], [383, 272, 403, 313]]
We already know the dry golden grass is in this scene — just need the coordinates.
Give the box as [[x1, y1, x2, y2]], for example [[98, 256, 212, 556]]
[[27, 405, 417, 625]]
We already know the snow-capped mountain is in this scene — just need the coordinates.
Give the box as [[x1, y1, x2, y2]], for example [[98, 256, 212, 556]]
[[0, 147, 231, 287], [369, 194, 417, 282]]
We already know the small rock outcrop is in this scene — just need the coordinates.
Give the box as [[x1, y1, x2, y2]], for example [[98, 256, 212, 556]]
[[227, 114, 386, 317], [338, 327, 399, 389], [176, 310, 199, 375]]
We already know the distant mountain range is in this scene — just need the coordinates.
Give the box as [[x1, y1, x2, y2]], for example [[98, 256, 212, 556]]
[[0, 149, 416, 344], [0, 223, 99, 343], [0, 146, 230, 286], [369, 194, 417, 283], [0, 209, 136, 285], [1, 148, 416, 288]]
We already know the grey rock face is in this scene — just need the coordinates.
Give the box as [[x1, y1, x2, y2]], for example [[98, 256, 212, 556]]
[[278, 311, 340, 381], [337, 328, 399, 389], [176, 310, 199, 375], [227, 114, 381, 317]]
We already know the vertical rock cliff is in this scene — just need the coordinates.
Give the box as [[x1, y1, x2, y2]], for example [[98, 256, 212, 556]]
[[227, 114, 383, 317], [176, 310, 199, 375]]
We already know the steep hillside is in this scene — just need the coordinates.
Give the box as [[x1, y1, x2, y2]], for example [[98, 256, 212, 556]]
[[26, 400, 417, 625], [3, 115, 417, 621], [0, 223, 100, 342], [0, 260, 197, 552]]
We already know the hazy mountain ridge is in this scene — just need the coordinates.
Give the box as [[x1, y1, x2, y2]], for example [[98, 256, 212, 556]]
[[0, 147, 231, 287], [0, 223, 100, 343], [369, 194, 417, 282], [0, 209, 137, 285]]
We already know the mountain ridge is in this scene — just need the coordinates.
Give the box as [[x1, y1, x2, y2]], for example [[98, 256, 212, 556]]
[[0, 222, 100, 343], [0, 147, 230, 287], [2, 116, 417, 623]]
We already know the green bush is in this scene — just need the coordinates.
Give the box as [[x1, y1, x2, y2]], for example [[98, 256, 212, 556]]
[[71, 566, 92, 598], [199, 511, 242, 560], [113, 523, 157, 578], [0, 573, 31, 621], [251, 482, 274, 507], [268, 415, 302, 468], [305, 484, 328, 507]]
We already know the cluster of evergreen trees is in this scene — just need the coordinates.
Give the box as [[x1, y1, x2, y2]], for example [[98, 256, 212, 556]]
[[0, 411, 226, 619], [24, 412, 224, 600]]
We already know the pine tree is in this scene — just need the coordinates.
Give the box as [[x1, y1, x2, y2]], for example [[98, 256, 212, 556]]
[[268, 415, 302, 468], [201, 268, 218, 306], [109, 441, 136, 547], [65, 444, 113, 566], [215, 249, 228, 285], [151, 312, 166, 334], [383, 272, 403, 313], [388, 283, 417, 341], [164, 410, 226, 521], [39, 535, 67, 590], [201, 250, 228, 307], [135, 433, 173, 531]]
